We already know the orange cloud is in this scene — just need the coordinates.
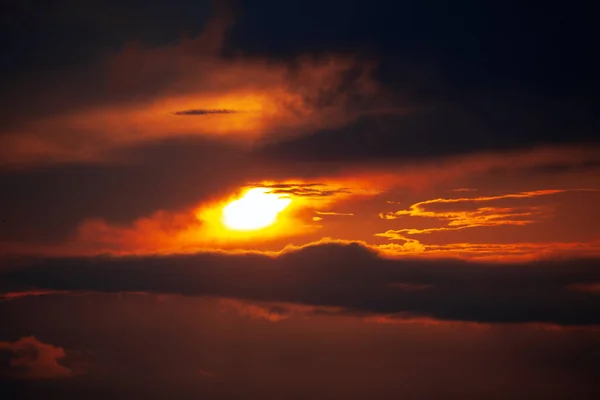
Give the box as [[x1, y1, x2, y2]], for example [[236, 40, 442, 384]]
[[378, 240, 600, 261], [2, 141, 598, 260], [326, 144, 600, 192], [315, 211, 355, 216], [0, 336, 73, 379], [30, 181, 367, 256], [380, 189, 564, 226], [375, 188, 600, 260], [450, 188, 478, 192], [0, 12, 382, 167]]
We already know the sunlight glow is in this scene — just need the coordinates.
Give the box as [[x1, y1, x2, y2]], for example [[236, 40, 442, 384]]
[[222, 188, 292, 231]]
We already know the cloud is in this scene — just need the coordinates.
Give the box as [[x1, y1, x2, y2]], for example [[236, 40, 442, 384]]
[[0, 136, 251, 244], [2, 1, 598, 177], [0, 9, 381, 167], [258, 183, 354, 198], [0, 336, 72, 379], [1, 242, 599, 326], [0, 290, 69, 301], [378, 240, 600, 261], [451, 188, 478, 192], [220, 298, 343, 322], [220, 299, 289, 322], [63, 181, 363, 255], [173, 109, 239, 116], [257, 103, 600, 166], [1, 139, 598, 255], [380, 189, 565, 225], [197, 368, 217, 380], [387, 283, 431, 291], [568, 282, 600, 294], [0, 174, 375, 255], [255, 140, 600, 198], [376, 189, 600, 260], [315, 211, 354, 216]]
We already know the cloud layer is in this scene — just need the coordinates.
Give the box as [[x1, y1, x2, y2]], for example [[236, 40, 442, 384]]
[[2, 242, 599, 326]]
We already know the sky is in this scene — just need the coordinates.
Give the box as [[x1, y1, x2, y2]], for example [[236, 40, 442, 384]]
[[0, 1, 599, 398]]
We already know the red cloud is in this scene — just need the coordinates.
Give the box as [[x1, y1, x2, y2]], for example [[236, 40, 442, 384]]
[[0, 336, 73, 379]]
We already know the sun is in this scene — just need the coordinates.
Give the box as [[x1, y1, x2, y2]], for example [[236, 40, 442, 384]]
[[222, 188, 292, 231]]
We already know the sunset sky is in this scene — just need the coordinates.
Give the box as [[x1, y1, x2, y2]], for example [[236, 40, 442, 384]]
[[1, 1, 599, 399]]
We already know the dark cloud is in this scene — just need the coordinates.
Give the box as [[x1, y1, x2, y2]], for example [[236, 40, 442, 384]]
[[517, 160, 600, 176], [0, 0, 214, 78], [257, 97, 600, 165], [227, 1, 599, 97], [235, 1, 599, 162], [0, 134, 359, 246], [0, 1, 217, 131], [173, 109, 239, 116], [229, 0, 600, 166], [1, 2, 598, 399], [3, 1, 599, 167], [0, 136, 251, 243], [2, 242, 599, 326], [2, 292, 598, 399], [259, 183, 352, 198]]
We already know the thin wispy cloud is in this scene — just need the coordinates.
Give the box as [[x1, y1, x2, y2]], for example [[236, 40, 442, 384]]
[[173, 108, 239, 116]]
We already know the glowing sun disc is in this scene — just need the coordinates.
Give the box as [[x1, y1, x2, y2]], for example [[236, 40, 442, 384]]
[[222, 188, 291, 231]]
